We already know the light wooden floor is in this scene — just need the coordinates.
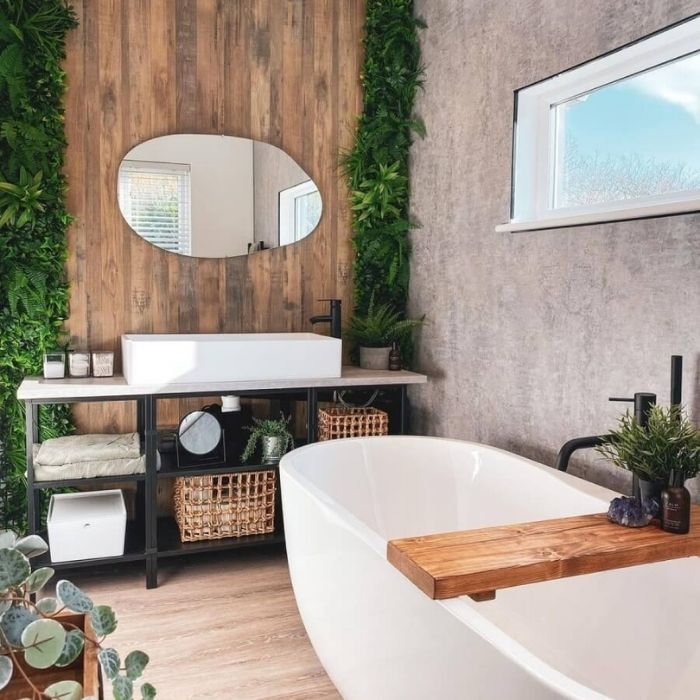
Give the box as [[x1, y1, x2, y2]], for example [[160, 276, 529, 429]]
[[69, 548, 340, 700]]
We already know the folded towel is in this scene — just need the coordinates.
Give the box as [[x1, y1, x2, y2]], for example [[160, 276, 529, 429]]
[[33, 455, 147, 482], [35, 433, 141, 466]]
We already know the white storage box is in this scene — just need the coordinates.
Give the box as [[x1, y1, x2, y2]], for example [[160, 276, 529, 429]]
[[47, 490, 126, 563]]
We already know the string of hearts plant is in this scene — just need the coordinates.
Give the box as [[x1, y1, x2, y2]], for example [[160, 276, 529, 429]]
[[0, 530, 155, 700]]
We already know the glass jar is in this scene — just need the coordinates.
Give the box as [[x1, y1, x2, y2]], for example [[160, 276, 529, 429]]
[[68, 350, 91, 378], [92, 351, 114, 377], [43, 351, 66, 379]]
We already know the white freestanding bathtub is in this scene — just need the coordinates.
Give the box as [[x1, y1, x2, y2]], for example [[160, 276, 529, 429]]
[[280, 436, 700, 700]]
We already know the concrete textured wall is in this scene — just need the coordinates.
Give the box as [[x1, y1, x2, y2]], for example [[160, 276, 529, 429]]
[[409, 0, 700, 496]]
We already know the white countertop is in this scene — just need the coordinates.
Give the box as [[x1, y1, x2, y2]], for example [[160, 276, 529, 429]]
[[18, 366, 427, 401]]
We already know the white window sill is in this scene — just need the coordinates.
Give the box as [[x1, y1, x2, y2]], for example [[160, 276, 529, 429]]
[[495, 199, 700, 233]]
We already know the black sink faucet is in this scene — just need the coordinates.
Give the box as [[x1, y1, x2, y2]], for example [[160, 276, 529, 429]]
[[310, 299, 342, 339]]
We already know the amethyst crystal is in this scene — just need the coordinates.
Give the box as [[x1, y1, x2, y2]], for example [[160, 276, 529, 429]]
[[607, 496, 653, 528]]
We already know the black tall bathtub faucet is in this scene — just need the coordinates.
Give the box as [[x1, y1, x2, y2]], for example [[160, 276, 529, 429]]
[[555, 356, 683, 497], [555, 391, 657, 479]]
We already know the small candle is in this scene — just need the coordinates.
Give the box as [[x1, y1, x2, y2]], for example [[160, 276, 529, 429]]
[[68, 351, 91, 378], [92, 351, 114, 377], [43, 352, 66, 379]]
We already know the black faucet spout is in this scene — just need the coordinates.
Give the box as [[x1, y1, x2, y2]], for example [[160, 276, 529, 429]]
[[555, 435, 605, 472], [310, 299, 342, 339]]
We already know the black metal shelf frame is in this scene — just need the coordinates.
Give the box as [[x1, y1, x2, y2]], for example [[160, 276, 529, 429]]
[[24, 382, 409, 589]]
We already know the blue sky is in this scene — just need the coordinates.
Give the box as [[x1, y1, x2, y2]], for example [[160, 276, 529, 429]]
[[560, 52, 700, 170]]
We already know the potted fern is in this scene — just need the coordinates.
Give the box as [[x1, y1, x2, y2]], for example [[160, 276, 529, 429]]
[[344, 298, 423, 370], [241, 414, 295, 464]]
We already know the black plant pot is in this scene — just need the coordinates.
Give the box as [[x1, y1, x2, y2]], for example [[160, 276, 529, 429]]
[[637, 477, 665, 516]]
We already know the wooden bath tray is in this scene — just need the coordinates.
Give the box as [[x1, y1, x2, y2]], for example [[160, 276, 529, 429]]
[[387, 507, 700, 602]]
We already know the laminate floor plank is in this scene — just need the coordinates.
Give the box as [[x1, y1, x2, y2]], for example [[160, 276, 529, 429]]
[[68, 549, 340, 700]]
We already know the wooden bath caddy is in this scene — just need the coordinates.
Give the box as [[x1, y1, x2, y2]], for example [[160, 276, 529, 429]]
[[387, 507, 700, 602]]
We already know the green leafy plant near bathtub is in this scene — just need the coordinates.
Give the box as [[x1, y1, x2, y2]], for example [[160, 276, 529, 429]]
[[0, 530, 155, 699], [341, 0, 425, 362], [0, 1, 77, 531], [597, 405, 700, 482]]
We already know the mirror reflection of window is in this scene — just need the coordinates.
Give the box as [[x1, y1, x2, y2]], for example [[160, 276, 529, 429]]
[[279, 180, 322, 245], [118, 161, 192, 255]]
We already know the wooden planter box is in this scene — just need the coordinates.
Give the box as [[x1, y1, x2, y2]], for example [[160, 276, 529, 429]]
[[4, 612, 101, 699]]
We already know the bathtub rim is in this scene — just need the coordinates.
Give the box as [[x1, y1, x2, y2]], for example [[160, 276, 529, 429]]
[[280, 435, 616, 700]]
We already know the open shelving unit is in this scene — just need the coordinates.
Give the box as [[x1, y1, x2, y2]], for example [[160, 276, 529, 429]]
[[19, 367, 427, 588]]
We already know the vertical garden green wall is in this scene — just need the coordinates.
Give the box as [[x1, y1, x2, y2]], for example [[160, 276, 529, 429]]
[[342, 0, 424, 321], [0, 1, 77, 531]]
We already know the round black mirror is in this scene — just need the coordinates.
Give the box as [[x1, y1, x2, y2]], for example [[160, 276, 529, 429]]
[[178, 410, 222, 455]]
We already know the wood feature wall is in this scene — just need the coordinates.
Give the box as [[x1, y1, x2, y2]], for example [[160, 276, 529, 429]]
[[64, 0, 363, 432]]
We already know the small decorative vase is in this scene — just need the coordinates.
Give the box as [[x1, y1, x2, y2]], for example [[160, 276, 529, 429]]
[[261, 436, 284, 464], [359, 346, 391, 370]]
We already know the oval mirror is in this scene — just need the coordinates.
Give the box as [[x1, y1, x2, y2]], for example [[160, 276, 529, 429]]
[[117, 134, 322, 258]]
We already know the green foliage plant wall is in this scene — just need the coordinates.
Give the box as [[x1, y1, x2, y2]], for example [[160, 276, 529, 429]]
[[0, 1, 77, 531], [342, 0, 424, 340]]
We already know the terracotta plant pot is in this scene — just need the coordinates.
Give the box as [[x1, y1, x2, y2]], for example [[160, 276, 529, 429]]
[[359, 346, 391, 370]]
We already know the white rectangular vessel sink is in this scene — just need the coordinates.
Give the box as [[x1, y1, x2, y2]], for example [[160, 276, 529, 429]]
[[121, 333, 342, 386]]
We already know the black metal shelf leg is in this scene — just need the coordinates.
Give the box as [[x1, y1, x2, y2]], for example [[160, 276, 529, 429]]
[[25, 401, 40, 534], [307, 388, 318, 443], [144, 395, 159, 589], [399, 385, 408, 435]]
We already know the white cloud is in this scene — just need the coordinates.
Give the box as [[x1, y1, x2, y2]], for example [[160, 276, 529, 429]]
[[628, 53, 700, 124]]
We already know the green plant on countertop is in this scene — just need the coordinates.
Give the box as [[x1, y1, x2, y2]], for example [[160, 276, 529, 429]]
[[341, 0, 425, 364], [241, 414, 295, 463], [596, 405, 700, 482], [0, 1, 78, 532], [0, 530, 155, 700], [344, 294, 423, 349]]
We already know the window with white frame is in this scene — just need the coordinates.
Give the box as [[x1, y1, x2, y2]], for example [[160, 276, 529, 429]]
[[499, 14, 700, 232], [118, 161, 192, 254]]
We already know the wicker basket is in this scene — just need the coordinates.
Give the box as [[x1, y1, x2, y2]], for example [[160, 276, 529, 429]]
[[317, 406, 389, 441], [173, 470, 276, 542]]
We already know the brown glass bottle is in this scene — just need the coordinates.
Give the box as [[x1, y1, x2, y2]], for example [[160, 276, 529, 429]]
[[661, 470, 690, 535], [388, 342, 402, 371]]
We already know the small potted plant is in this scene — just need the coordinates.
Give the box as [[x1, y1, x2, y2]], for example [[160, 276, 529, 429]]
[[344, 296, 423, 370], [597, 405, 700, 516], [0, 530, 155, 700], [241, 413, 295, 464]]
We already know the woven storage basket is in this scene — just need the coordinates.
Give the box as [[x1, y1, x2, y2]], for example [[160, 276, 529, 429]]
[[173, 470, 276, 542], [318, 406, 389, 441]]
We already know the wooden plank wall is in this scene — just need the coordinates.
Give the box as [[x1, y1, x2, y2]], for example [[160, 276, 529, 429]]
[[64, 0, 363, 433]]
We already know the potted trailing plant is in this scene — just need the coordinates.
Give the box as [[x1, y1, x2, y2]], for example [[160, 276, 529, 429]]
[[241, 414, 295, 464], [0, 530, 155, 700], [597, 405, 700, 510], [344, 296, 424, 370]]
